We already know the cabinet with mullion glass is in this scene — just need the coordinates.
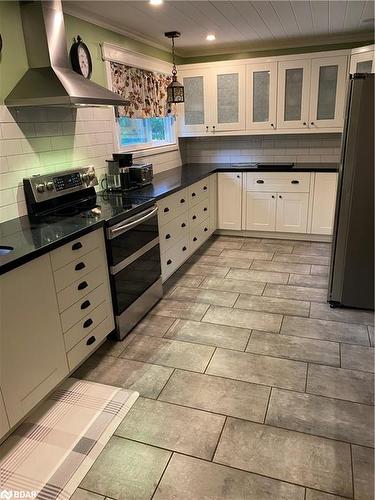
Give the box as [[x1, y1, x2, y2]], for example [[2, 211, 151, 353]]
[[246, 62, 277, 130]]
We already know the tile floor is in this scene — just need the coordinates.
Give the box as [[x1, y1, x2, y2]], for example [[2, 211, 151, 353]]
[[72, 236, 375, 500]]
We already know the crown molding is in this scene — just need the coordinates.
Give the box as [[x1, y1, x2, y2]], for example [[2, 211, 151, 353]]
[[101, 42, 172, 74]]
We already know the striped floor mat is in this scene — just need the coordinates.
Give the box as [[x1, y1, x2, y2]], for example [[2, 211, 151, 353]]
[[0, 378, 139, 500]]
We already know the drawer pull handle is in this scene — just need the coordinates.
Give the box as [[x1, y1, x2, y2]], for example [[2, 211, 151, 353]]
[[193, 237, 197, 242], [192, 215, 197, 220], [204, 207, 207, 211], [180, 198, 185, 203], [83, 318, 93, 328], [86, 336, 96, 346], [203, 186, 207, 191], [279, 195, 283, 199], [192, 192, 196, 197], [75, 262, 85, 271], [181, 223, 186, 228], [182, 246, 187, 251], [165, 233, 171, 239], [272, 195, 275, 199], [72, 241, 82, 251], [81, 300, 91, 310], [256, 180, 264, 184], [167, 259, 172, 265], [164, 207, 170, 213], [204, 227, 208, 232], [78, 281, 88, 291], [291, 180, 299, 184]]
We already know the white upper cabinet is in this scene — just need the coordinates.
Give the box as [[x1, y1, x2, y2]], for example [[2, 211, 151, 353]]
[[350, 45, 375, 74], [246, 62, 277, 131], [309, 56, 348, 129], [277, 59, 311, 130], [212, 66, 245, 132], [178, 69, 212, 134]]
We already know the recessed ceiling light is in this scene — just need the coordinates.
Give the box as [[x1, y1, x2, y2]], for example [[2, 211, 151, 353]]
[[149, 0, 163, 5], [206, 34, 216, 41]]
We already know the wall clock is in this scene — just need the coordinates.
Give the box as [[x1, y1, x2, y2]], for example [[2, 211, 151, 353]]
[[70, 35, 92, 79]]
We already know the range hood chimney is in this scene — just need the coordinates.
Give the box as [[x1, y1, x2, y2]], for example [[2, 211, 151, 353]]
[[5, 0, 127, 107]]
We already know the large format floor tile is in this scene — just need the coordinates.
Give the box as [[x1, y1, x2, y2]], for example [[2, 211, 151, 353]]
[[206, 348, 307, 391], [158, 369, 270, 422], [307, 364, 374, 405], [251, 260, 311, 274], [368, 325, 374, 346], [292, 244, 331, 257], [266, 388, 374, 447], [264, 283, 327, 302], [120, 334, 215, 372], [341, 344, 375, 373], [288, 273, 329, 288], [130, 314, 175, 338], [116, 397, 225, 460], [179, 262, 230, 277], [153, 454, 305, 500], [352, 445, 375, 500], [163, 274, 205, 296], [214, 418, 352, 497], [151, 298, 209, 320], [201, 239, 244, 250], [70, 489, 104, 500], [203, 305, 282, 332], [227, 268, 289, 284], [281, 315, 370, 345], [235, 294, 310, 317], [242, 241, 293, 253], [247, 331, 340, 366], [165, 319, 251, 350], [221, 248, 274, 261], [305, 491, 348, 500], [169, 286, 238, 307], [310, 265, 330, 276], [200, 276, 265, 295], [80, 436, 171, 500], [73, 353, 173, 399], [310, 302, 375, 326], [189, 253, 253, 269], [273, 253, 330, 265]]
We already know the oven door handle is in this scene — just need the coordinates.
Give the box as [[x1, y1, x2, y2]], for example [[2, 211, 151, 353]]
[[107, 206, 158, 239]]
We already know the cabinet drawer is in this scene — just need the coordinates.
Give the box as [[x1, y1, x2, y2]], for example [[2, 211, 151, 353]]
[[161, 237, 189, 280], [64, 301, 111, 351], [53, 247, 102, 292], [245, 172, 310, 193], [190, 217, 210, 252], [188, 178, 209, 207], [57, 266, 107, 312], [60, 283, 108, 332], [67, 315, 114, 371], [157, 189, 188, 225], [159, 212, 189, 254], [189, 198, 210, 228], [50, 230, 102, 270]]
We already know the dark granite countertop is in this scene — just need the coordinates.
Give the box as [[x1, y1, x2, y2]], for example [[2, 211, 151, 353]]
[[0, 161, 339, 275], [132, 162, 340, 201]]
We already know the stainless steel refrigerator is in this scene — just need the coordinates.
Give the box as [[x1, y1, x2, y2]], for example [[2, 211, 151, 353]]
[[328, 73, 374, 310]]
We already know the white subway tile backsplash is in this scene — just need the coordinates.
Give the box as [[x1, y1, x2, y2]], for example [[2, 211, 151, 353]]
[[7, 153, 40, 171], [35, 122, 62, 137]]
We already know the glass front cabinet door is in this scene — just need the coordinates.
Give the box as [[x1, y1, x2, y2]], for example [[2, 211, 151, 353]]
[[309, 56, 348, 129], [350, 46, 375, 74], [212, 66, 246, 132], [246, 62, 277, 131], [277, 60, 311, 130], [177, 69, 212, 135]]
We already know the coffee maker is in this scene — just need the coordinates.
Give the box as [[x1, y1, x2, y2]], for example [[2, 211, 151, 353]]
[[113, 153, 154, 188]]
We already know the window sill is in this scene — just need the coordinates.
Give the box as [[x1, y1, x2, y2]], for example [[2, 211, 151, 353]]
[[118, 143, 179, 159]]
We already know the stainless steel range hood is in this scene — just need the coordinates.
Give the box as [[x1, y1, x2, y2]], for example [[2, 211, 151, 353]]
[[5, 0, 127, 107]]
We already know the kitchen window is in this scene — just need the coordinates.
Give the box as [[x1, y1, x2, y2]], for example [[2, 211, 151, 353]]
[[117, 115, 176, 150]]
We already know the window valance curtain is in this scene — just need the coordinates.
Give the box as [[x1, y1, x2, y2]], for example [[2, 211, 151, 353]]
[[110, 61, 174, 119]]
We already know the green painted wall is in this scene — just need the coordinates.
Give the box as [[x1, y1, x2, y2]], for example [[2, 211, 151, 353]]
[[0, 1, 372, 103]]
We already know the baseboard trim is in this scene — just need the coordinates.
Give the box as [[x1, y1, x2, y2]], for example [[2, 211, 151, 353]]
[[215, 229, 332, 242]]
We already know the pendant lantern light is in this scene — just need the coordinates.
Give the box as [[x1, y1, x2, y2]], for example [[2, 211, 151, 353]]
[[165, 31, 184, 104]]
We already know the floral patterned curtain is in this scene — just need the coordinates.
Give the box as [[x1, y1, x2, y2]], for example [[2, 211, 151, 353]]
[[110, 61, 174, 118]]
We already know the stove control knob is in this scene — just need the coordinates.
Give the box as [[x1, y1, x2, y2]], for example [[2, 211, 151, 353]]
[[88, 171, 96, 180], [81, 173, 89, 183], [36, 183, 45, 193], [46, 181, 54, 191]]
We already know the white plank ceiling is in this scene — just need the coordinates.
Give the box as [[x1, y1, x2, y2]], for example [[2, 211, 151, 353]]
[[63, 1, 375, 56]]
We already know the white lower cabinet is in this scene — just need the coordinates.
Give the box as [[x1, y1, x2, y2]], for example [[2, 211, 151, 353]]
[[218, 172, 242, 230], [311, 172, 338, 234], [244, 192, 276, 231], [0, 391, 10, 438], [0, 253, 69, 427], [275, 192, 309, 233]]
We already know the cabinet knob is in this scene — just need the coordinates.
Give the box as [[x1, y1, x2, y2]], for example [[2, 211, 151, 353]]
[[164, 207, 169, 213], [193, 237, 197, 242], [72, 241, 82, 251], [192, 215, 197, 220], [204, 227, 208, 232], [270, 123, 274, 128], [180, 198, 185, 203], [86, 336, 96, 346], [310, 121, 315, 125], [212, 125, 216, 133], [181, 222, 186, 228], [192, 192, 196, 197], [256, 179, 264, 184], [167, 259, 172, 265], [204, 207, 207, 211], [75, 262, 85, 271], [182, 246, 187, 251], [206, 126, 209, 132], [203, 186, 207, 191], [279, 195, 282, 199], [165, 233, 171, 239], [271, 195, 275, 199], [237, 175, 241, 179], [78, 281, 88, 291], [303, 122, 307, 126], [291, 180, 299, 184], [81, 300, 91, 310]]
